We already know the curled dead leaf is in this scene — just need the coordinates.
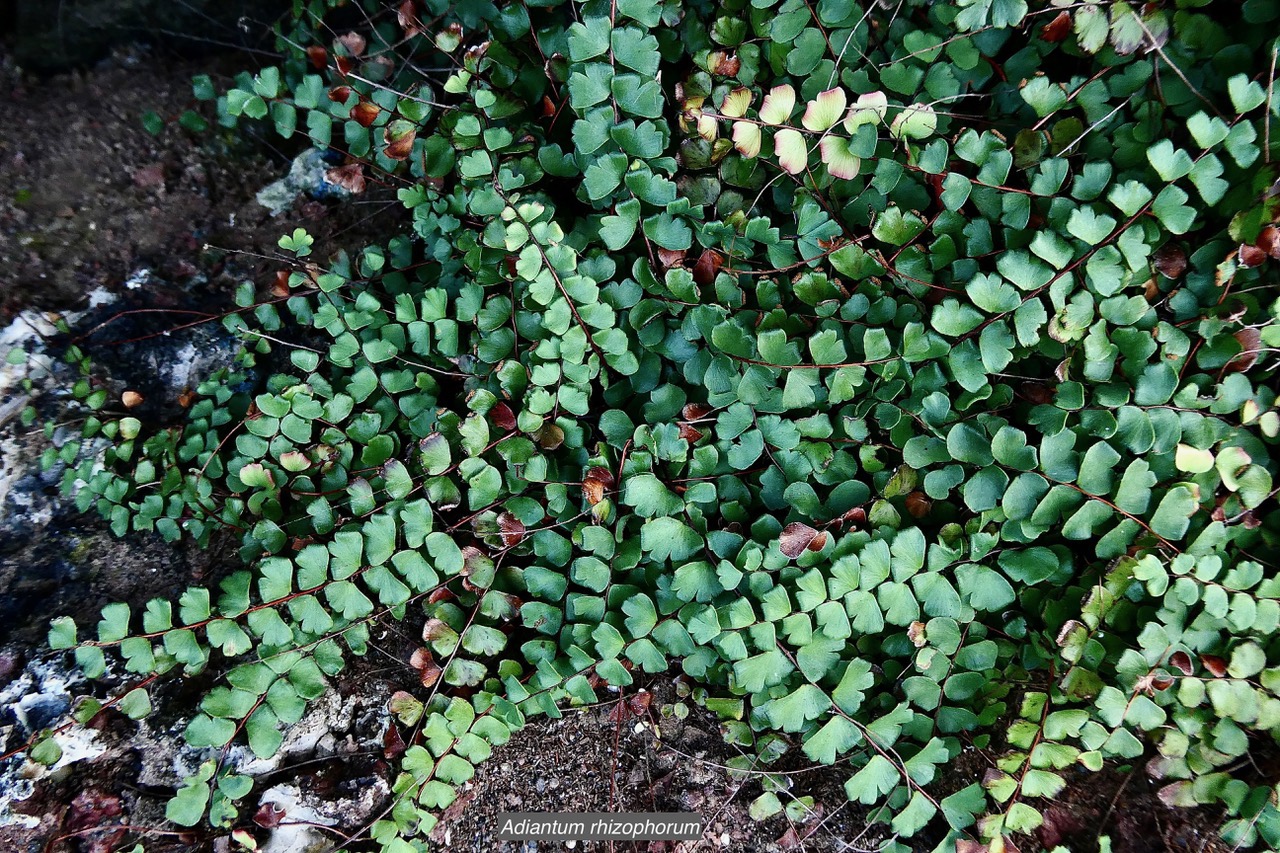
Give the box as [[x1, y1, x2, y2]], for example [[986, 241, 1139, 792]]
[[421, 619, 452, 643], [1055, 619, 1086, 647], [1168, 650, 1193, 675], [779, 522, 822, 559], [1020, 381, 1055, 405], [121, 390, 144, 408], [306, 45, 328, 70], [328, 85, 352, 103], [839, 506, 867, 528], [335, 55, 356, 77], [586, 465, 616, 488]]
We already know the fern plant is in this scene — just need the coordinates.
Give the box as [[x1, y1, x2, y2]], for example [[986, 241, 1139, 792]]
[[13, 0, 1280, 850]]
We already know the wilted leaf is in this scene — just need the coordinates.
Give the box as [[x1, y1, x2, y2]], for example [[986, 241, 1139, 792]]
[[497, 512, 526, 547], [1151, 243, 1187, 279], [325, 163, 366, 193], [779, 522, 823, 558], [337, 32, 367, 56]]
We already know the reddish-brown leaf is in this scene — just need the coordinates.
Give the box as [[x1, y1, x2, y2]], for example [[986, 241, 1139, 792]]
[[678, 422, 704, 443], [397, 0, 424, 37], [306, 45, 328, 70], [657, 248, 686, 270], [497, 511, 527, 548], [586, 465, 615, 487], [271, 270, 292, 298], [1226, 327, 1262, 373], [338, 32, 367, 57], [335, 55, 355, 77], [628, 691, 652, 714], [708, 51, 741, 77], [421, 619, 452, 643], [489, 401, 517, 431], [905, 491, 932, 519], [1259, 224, 1280, 259], [1040, 11, 1072, 42], [779, 522, 821, 559], [410, 647, 441, 687], [583, 477, 606, 506], [1239, 243, 1267, 268], [328, 85, 353, 103], [692, 249, 724, 286], [1168, 650, 1193, 675], [840, 506, 867, 527], [682, 403, 712, 421], [254, 802, 286, 828], [121, 390, 144, 408], [537, 423, 565, 450], [352, 101, 381, 127], [1020, 381, 1055, 404], [383, 127, 417, 161], [383, 722, 406, 759], [1200, 654, 1228, 677], [325, 163, 366, 194], [1152, 242, 1187, 279]]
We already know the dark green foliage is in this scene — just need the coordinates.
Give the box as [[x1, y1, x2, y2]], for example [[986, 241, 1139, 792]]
[[28, 0, 1280, 850]]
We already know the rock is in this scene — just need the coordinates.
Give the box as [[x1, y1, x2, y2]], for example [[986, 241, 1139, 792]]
[[0, 655, 107, 832], [0, 272, 246, 644], [256, 784, 338, 853], [256, 148, 356, 216]]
